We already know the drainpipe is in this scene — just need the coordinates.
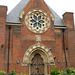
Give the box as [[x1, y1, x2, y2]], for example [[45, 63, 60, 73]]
[[62, 29, 67, 67], [7, 26, 11, 73]]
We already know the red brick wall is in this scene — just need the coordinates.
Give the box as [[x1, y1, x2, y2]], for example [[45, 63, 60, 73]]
[[9, 24, 65, 74], [9, 28, 64, 74], [7, 0, 65, 72], [0, 6, 7, 71], [63, 12, 75, 69], [0, 0, 75, 74], [63, 12, 74, 30], [65, 30, 75, 68], [0, 1, 66, 74], [12, 0, 65, 73]]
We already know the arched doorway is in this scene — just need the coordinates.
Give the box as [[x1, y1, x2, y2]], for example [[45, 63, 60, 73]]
[[31, 54, 44, 75], [22, 43, 55, 75]]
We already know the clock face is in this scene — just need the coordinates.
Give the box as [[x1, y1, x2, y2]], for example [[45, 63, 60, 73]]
[[25, 9, 50, 33]]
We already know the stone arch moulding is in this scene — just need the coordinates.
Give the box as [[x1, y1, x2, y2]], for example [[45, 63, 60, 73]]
[[22, 43, 55, 66]]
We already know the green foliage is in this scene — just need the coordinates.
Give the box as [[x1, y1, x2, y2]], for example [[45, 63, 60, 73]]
[[8, 71, 16, 75], [59, 71, 67, 75], [0, 71, 6, 75], [20, 73, 28, 75], [16, 73, 19, 75], [50, 67, 75, 75], [20, 73, 24, 75], [50, 66, 59, 75], [0, 70, 28, 75], [13, 68, 16, 72], [66, 67, 75, 75]]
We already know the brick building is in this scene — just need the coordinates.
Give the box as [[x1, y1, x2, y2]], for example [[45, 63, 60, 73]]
[[0, 0, 75, 75]]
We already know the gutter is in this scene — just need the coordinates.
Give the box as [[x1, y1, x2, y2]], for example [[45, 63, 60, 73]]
[[6, 23, 23, 26], [7, 26, 11, 73], [54, 26, 66, 29], [62, 29, 67, 67]]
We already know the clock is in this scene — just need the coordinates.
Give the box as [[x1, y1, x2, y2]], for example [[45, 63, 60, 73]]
[[25, 9, 50, 33]]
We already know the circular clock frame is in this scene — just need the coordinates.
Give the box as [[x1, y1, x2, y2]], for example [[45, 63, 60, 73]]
[[25, 9, 50, 33]]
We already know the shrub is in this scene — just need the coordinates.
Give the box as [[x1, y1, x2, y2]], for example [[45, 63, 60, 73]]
[[66, 67, 75, 75], [16, 73, 19, 75], [0, 71, 6, 75], [59, 67, 75, 75], [50, 66, 75, 75], [20, 73, 28, 75], [59, 71, 67, 75], [50, 66, 59, 75], [20, 73, 25, 75], [13, 68, 16, 72], [8, 71, 16, 75]]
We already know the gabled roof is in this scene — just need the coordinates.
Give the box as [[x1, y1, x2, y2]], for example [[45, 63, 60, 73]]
[[6, 0, 66, 26], [48, 6, 65, 26], [6, 0, 30, 24]]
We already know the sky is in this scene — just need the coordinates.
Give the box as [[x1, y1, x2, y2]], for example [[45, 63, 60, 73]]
[[0, 0, 75, 23]]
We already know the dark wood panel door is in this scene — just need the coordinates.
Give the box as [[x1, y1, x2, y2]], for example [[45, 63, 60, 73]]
[[31, 54, 44, 75]]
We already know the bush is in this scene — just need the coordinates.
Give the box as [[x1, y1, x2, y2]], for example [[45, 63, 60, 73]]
[[8, 71, 16, 75], [50, 67, 75, 75], [59, 71, 67, 75], [0, 71, 6, 75], [20, 73, 28, 75], [20, 73, 25, 75], [66, 67, 75, 75], [50, 66, 59, 75]]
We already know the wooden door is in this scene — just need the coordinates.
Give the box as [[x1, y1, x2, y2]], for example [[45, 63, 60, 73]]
[[31, 54, 44, 75]]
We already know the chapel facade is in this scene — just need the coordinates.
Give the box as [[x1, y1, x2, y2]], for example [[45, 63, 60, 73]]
[[0, 0, 75, 75]]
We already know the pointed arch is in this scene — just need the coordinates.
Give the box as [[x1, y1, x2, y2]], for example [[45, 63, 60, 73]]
[[22, 43, 55, 66]]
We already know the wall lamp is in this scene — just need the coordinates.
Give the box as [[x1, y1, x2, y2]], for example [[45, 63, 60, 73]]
[[17, 60, 20, 64], [49, 48, 52, 50], [54, 56, 56, 59], [58, 60, 60, 63], [1, 44, 4, 48]]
